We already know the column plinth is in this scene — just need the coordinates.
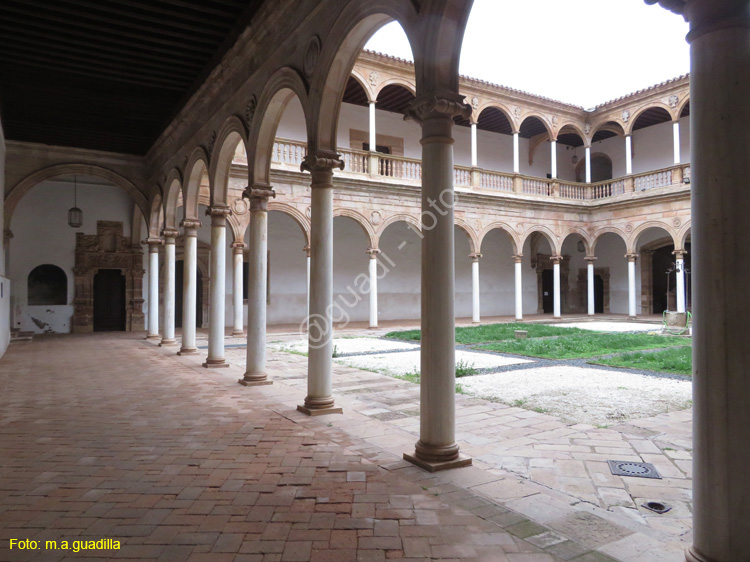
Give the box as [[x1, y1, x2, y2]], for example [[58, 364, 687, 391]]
[[178, 219, 201, 356], [239, 186, 275, 387]]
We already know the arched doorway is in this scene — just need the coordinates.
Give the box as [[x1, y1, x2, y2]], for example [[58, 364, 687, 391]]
[[93, 269, 126, 332], [175, 260, 203, 328]]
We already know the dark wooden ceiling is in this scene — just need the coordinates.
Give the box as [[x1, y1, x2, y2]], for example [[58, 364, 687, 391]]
[[632, 107, 672, 131], [342, 77, 416, 115], [0, 0, 263, 155]]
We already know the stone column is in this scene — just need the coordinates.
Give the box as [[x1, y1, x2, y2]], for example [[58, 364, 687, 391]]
[[585, 146, 592, 183], [550, 140, 557, 179], [145, 238, 162, 339], [470, 123, 478, 168], [160, 229, 179, 346], [685, 5, 750, 559], [673, 121, 681, 165], [178, 219, 201, 355], [368, 101, 379, 175], [585, 256, 597, 316], [367, 248, 380, 329], [240, 186, 275, 386], [297, 155, 343, 415], [626, 253, 637, 319], [403, 93, 472, 471], [231, 242, 245, 336], [470, 253, 481, 324], [513, 132, 520, 174], [203, 206, 230, 368], [674, 250, 686, 314], [304, 245, 311, 323], [625, 134, 633, 175], [551, 255, 562, 319], [514, 254, 523, 321]]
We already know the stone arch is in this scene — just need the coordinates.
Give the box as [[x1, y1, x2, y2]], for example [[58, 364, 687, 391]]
[[475, 102, 516, 132], [627, 103, 673, 135], [5, 163, 149, 230], [311, 3, 418, 155], [521, 226, 559, 255], [163, 169, 183, 230], [334, 208, 376, 249], [268, 202, 311, 247], [478, 222, 520, 255], [377, 213, 421, 239], [209, 115, 248, 207], [520, 113, 554, 140], [226, 214, 245, 245], [248, 67, 310, 187], [350, 69, 376, 102], [590, 227, 629, 256], [375, 77, 417, 99], [182, 147, 209, 222], [558, 122, 587, 144], [560, 227, 592, 255], [630, 221, 675, 253], [147, 191, 163, 238], [454, 219, 478, 254], [575, 152, 613, 182], [677, 222, 692, 250], [590, 120, 626, 140], [678, 97, 691, 118]]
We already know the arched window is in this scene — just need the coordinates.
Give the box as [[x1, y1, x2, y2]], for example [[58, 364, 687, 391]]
[[28, 264, 67, 305]]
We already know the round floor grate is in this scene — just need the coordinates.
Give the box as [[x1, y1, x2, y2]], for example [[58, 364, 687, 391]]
[[607, 459, 662, 479]]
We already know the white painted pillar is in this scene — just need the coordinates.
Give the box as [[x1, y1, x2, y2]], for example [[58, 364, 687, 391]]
[[627, 253, 637, 319], [369, 101, 376, 151], [625, 135, 633, 175], [403, 98, 470, 471], [240, 187, 274, 386], [552, 255, 562, 319], [204, 207, 229, 368], [231, 242, 245, 336], [146, 239, 161, 339], [687, 6, 750, 560], [470, 123, 478, 168], [298, 156, 343, 415], [586, 257, 596, 316], [550, 140, 557, 179], [513, 132, 520, 174], [304, 245, 311, 323], [178, 219, 201, 355], [514, 254, 523, 321], [672, 121, 681, 164], [674, 250, 686, 313], [471, 253, 481, 324], [367, 249, 379, 329], [160, 229, 178, 346], [585, 146, 592, 183]]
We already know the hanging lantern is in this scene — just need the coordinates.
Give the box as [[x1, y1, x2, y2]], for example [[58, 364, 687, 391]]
[[68, 175, 83, 228]]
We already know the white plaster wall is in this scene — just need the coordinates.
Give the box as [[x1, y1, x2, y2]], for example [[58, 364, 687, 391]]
[[267, 211, 307, 325], [332, 217, 370, 323], [477, 229, 517, 317], [378, 221, 421, 320], [0, 120, 9, 356], [588, 134, 627, 179], [276, 96, 307, 141], [631, 119, 688, 173], [454, 226, 473, 318], [9, 179, 134, 334], [593, 234, 629, 314]]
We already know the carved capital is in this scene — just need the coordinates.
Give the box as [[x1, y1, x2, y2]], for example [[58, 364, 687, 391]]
[[206, 205, 232, 218], [231, 242, 246, 253], [161, 228, 180, 241], [3, 229, 14, 246], [404, 92, 472, 123], [513, 254, 523, 263], [672, 249, 687, 259], [625, 253, 638, 262], [584, 256, 598, 263], [366, 248, 381, 257], [300, 153, 344, 174], [180, 219, 202, 232], [550, 255, 563, 264], [243, 183, 276, 212], [303, 245, 310, 257], [144, 237, 163, 250], [469, 253, 482, 262]]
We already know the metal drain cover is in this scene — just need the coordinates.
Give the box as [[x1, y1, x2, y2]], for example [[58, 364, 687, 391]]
[[607, 460, 662, 479]]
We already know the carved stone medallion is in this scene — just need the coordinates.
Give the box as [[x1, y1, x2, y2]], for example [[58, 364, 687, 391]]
[[303, 35, 321, 79]]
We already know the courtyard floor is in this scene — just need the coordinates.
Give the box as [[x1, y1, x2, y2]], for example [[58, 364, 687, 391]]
[[0, 315, 691, 561]]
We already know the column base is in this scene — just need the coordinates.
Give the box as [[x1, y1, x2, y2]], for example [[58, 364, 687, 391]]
[[296, 404, 343, 416], [515, 317, 523, 322], [177, 348, 199, 356], [239, 373, 272, 386], [368, 325, 379, 330], [159, 339, 177, 347], [403, 451, 472, 473], [472, 320, 481, 325], [628, 315, 637, 320], [203, 359, 229, 368], [231, 330, 245, 337], [146, 334, 161, 340], [685, 546, 713, 562]]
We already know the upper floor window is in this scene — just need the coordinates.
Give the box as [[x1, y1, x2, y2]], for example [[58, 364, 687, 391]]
[[28, 264, 67, 305]]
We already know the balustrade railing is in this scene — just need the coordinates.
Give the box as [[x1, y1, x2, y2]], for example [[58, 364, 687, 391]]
[[272, 138, 307, 167], [523, 178, 552, 196], [454, 166, 471, 187], [634, 168, 673, 191], [340, 148, 369, 174], [480, 170, 513, 192]]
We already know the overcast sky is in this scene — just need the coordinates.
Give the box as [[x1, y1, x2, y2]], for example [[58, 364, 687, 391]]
[[364, 0, 690, 108]]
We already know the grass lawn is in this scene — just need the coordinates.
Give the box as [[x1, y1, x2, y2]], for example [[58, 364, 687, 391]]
[[385, 322, 589, 344], [593, 346, 692, 376], [475, 332, 688, 359]]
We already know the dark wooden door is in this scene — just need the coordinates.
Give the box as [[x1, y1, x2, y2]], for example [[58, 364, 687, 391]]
[[542, 269, 553, 313], [93, 269, 126, 331], [594, 274, 604, 313]]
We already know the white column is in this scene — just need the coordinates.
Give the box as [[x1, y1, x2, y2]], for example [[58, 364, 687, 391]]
[[674, 250, 686, 313], [552, 255, 562, 319], [403, 95, 470, 471], [513, 132, 520, 174], [586, 257, 596, 316], [514, 254, 523, 321], [367, 249, 379, 329], [146, 239, 161, 339], [625, 135, 633, 175], [369, 101, 376, 151], [585, 146, 592, 183], [627, 253, 637, 319], [204, 207, 229, 368], [240, 187, 274, 386], [304, 245, 311, 322], [550, 140, 557, 179], [231, 242, 245, 336], [686, 5, 750, 560], [470, 123, 478, 168], [160, 229, 178, 346], [298, 156, 343, 415], [178, 219, 201, 355], [470, 253, 481, 324], [672, 121, 681, 165]]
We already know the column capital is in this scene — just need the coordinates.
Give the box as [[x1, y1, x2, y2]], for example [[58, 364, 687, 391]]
[[672, 249, 687, 259], [683, 2, 750, 43], [584, 256, 598, 263], [143, 237, 163, 250], [243, 184, 276, 212], [550, 255, 563, 264], [303, 244, 310, 257], [3, 229, 13, 246], [180, 219, 201, 232], [625, 253, 638, 263], [469, 253, 482, 262], [404, 92, 471, 124], [513, 254, 523, 263], [206, 205, 231, 218], [161, 228, 180, 240], [231, 241, 246, 253], [366, 248, 381, 257], [300, 152, 344, 174]]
